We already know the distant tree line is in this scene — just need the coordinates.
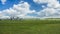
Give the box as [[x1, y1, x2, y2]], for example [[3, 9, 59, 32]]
[[0, 16, 23, 21]]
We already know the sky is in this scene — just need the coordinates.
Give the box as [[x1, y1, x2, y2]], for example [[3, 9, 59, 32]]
[[0, 0, 60, 19]]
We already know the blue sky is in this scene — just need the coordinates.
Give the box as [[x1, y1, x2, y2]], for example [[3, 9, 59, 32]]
[[0, 0, 47, 11], [0, 0, 60, 19], [0, 0, 20, 10]]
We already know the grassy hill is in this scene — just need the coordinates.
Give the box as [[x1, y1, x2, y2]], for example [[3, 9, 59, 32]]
[[0, 19, 60, 34]]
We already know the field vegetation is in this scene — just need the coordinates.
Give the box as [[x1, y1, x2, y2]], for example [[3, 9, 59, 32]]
[[0, 19, 60, 34]]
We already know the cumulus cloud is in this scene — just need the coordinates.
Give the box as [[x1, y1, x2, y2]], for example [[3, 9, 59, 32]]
[[33, 0, 60, 18], [1, 0, 60, 19], [0, 1, 36, 19], [1, 0, 7, 4], [33, 0, 48, 4], [33, 0, 60, 8]]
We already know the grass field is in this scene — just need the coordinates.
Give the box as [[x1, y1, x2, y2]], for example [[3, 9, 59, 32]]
[[0, 19, 60, 34]]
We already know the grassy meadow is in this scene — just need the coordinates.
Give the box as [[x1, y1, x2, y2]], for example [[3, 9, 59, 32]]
[[0, 19, 60, 34]]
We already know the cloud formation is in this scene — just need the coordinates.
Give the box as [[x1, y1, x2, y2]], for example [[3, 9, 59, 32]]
[[0, 0, 60, 19], [0, 1, 36, 19], [33, 0, 60, 18], [1, 0, 7, 4]]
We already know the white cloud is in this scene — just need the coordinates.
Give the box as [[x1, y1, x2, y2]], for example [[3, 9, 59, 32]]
[[0, 1, 36, 19], [1, 0, 60, 19], [1, 0, 7, 4], [42, 5, 46, 8], [33, 0, 48, 4], [37, 7, 60, 18], [33, 0, 60, 18], [37, 8, 56, 16], [33, 0, 60, 8]]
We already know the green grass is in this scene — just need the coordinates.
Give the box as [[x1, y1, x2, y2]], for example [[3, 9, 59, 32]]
[[0, 19, 60, 34]]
